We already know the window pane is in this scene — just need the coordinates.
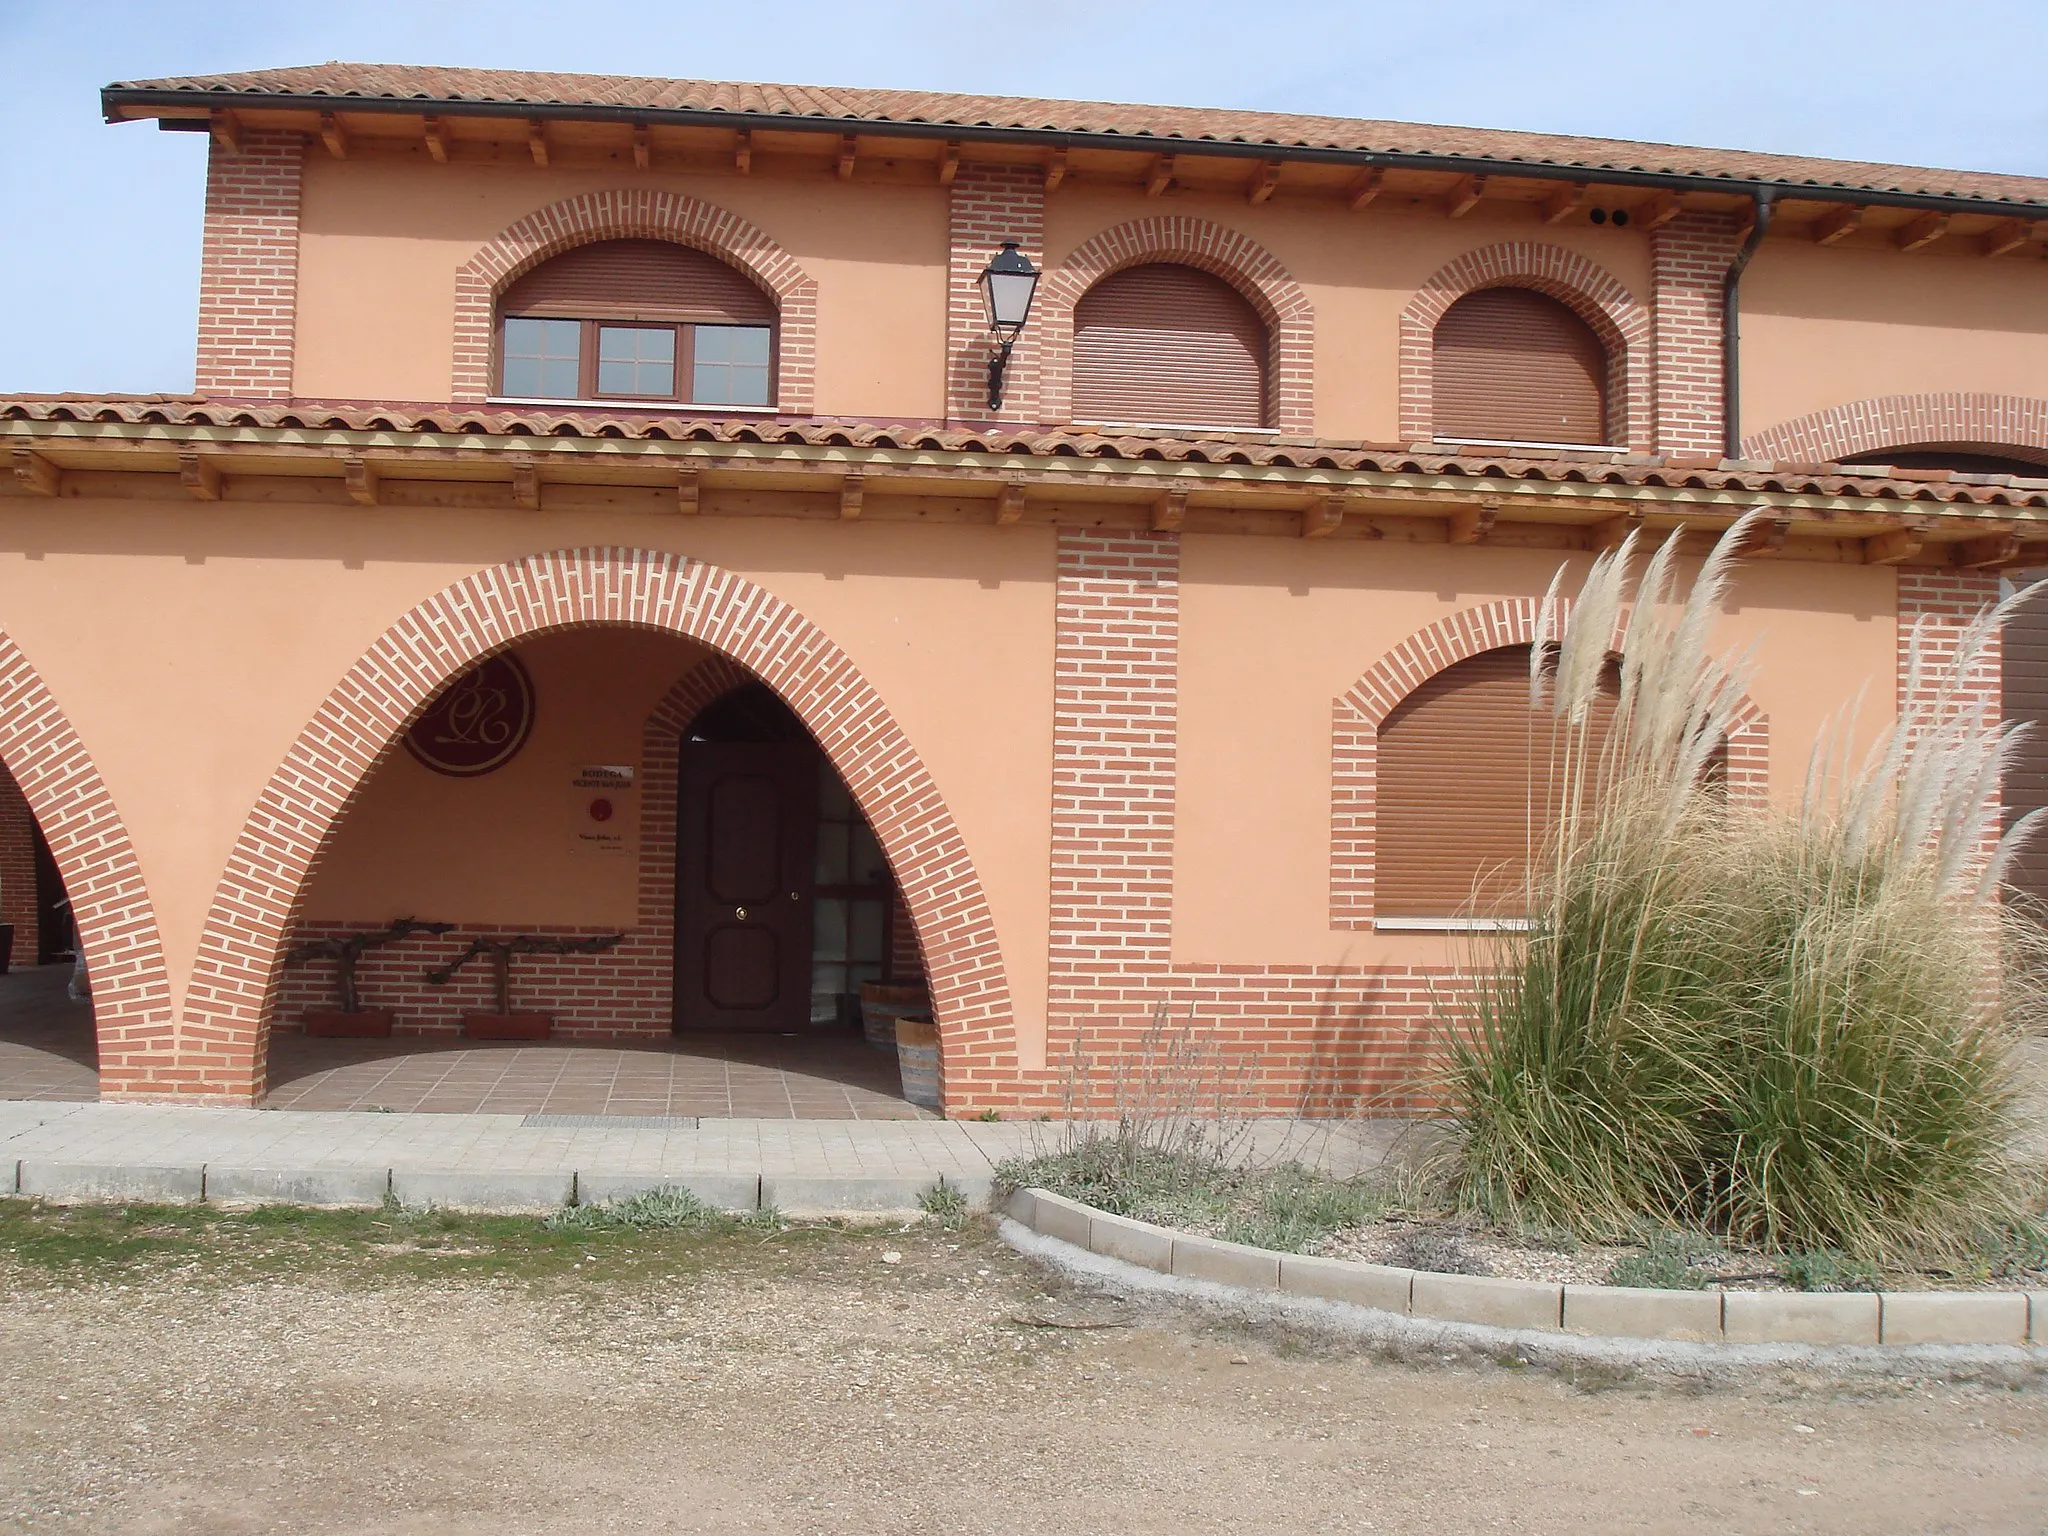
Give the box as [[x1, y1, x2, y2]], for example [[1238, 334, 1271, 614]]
[[692, 325, 773, 407], [814, 823, 850, 885], [850, 898, 885, 963], [812, 898, 848, 960], [849, 822, 889, 886], [596, 326, 676, 397], [501, 317, 581, 398], [817, 766, 852, 820]]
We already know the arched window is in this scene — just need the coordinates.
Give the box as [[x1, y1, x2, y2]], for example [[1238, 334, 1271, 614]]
[[1377, 645, 1618, 920], [496, 238, 777, 407], [1843, 445, 2048, 476], [1432, 288, 1608, 447], [1072, 263, 1267, 429]]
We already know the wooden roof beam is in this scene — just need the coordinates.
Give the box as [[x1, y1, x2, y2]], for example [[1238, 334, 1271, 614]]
[[1247, 161, 1282, 205], [1812, 205, 1861, 246], [178, 451, 221, 501], [527, 119, 548, 167], [1345, 167, 1384, 210], [509, 457, 540, 510], [1895, 211, 1949, 252], [675, 468, 701, 514], [423, 115, 448, 163], [319, 112, 348, 160], [1540, 185, 1586, 225], [1447, 500, 1499, 545], [342, 456, 379, 506], [632, 123, 651, 170], [837, 134, 857, 179], [839, 474, 865, 521], [939, 141, 960, 186], [1445, 175, 1486, 218], [1152, 489, 1188, 531], [1146, 154, 1176, 197], [733, 128, 751, 174], [1637, 191, 1682, 229], [995, 481, 1027, 524], [1862, 528, 1922, 565], [1954, 532, 2021, 568], [1980, 218, 2040, 258], [1590, 509, 1644, 550], [209, 108, 240, 154], [1738, 510, 1795, 557], [1043, 147, 1067, 193], [1302, 495, 1347, 538], [9, 449, 58, 496]]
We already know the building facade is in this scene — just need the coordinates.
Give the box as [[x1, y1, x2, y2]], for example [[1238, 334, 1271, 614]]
[[3, 64, 2046, 1112]]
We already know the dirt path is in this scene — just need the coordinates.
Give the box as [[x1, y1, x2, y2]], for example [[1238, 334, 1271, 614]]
[[1, 1214, 2043, 1534]]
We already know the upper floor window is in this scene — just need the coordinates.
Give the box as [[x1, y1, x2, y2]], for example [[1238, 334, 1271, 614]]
[[496, 238, 777, 408], [1377, 644, 1618, 921], [1842, 445, 2048, 476], [1433, 287, 1608, 447], [1072, 263, 1268, 430]]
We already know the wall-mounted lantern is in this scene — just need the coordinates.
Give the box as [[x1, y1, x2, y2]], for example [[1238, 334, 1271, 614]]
[[979, 241, 1040, 412]]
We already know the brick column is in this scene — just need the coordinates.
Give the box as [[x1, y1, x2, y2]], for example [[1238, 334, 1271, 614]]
[[946, 163, 1045, 425], [0, 760, 39, 964], [194, 130, 305, 399], [1898, 569, 2003, 717], [1649, 211, 1743, 457], [1048, 528, 1180, 1047]]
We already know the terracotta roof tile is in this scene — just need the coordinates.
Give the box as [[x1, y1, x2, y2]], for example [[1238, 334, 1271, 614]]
[[104, 63, 2048, 209], [9, 394, 2048, 511]]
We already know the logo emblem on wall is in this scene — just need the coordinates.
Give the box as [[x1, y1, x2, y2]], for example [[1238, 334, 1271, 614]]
[[404, 654, 536, 777]]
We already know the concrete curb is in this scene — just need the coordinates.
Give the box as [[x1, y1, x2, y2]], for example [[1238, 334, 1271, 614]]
[[1009, 1188, 2048, 1350]]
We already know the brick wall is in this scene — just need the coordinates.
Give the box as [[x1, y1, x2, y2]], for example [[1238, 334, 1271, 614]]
[[1898, 568, 2003, 719], [1743, 393, 2048, 465], [194, 131, 304, 398], [946, 164, 1045, 424], [1650, 212, 1743, 457], [0, 757, 40, 963]]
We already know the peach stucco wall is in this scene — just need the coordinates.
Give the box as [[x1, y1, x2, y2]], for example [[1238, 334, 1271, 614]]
[[0, 508, 1057, 1052], [1741, 243, 2048, 442], [1172, 534, 1896, 969], [1044, 185, 1653, 444], [293, 156, 951, 415]]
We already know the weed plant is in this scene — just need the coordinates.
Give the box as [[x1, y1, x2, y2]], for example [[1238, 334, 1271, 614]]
[[1442, 515, 2046, 1263]]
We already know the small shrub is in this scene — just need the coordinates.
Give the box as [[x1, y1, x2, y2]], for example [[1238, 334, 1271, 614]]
[[1385, 1229, 1490, 1276], [918, 1178, 969, 1228], [545, 1188, 716, 1233], [1219, 1167, 1385, 1254], [1775, 1248, 1881, 1293], [1606, 1230, 1722, 1290]]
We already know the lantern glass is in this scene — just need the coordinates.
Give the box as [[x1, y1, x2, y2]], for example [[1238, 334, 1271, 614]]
[[979, 242, 1039, 333]]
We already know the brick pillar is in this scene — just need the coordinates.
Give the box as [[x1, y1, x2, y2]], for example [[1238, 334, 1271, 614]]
[[1048, 527, 1180, 1052], [1898, 569, 2003, 718], [194, 130, 305, 399], [0, 759, 40, 964], [1649, 211, 1743, 457], [946, 163, 1045, 426]]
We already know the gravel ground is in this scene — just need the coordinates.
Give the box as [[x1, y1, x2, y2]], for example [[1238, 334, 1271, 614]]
[[2, 1214, 2045, 1534]]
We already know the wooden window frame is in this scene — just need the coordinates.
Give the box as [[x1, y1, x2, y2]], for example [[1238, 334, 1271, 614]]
[[495, 316, 778, 409]]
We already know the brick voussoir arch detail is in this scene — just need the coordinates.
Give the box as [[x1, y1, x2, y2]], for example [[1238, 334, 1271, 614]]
[[452, 189, 819, 410], [1331, 599, 1767, 926], [1740, 393, 2048, 465], [0, 634, 175, 1097], [1399, 242, 1652, 452], [1037, 216, 1315, 433], [182, 549, 1015, 1103]]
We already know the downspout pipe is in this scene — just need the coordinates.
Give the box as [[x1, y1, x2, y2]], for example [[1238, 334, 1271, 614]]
[[1721, 190, 1775, 460]]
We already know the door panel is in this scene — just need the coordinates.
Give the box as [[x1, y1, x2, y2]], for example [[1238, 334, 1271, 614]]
[[675, 741, 817, 1032]]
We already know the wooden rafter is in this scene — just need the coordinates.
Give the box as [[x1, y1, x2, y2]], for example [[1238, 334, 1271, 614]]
[[1590, 510, 1643, 550], [840, 474, 865, 521], [1863, 528, 1922, 565], [1980, 219, 2036, 258], [1445, 175, 1486, 218], [509, 457, 540, 510], [9, 449, 57, 496], [209, 109, 240, 154], [1043, 147, 1067, 193], [995, 481, 1027, 524], [1739, 510, 1795, 557], [342, 456, 379, 506], [1146, 154, 1175, 198], [178, 451, 221, 501], [734, 128, 752, 175], [632, 124, 651, 170], [676, 468, 701, 515], [1637, 191, 1681, 229], [1248, 161, 1282, 205], [837, 134, 857, 179], [1895, 211, 1949, 252], [1812, 205, 1861, 246], [1345, 167, 1384, 211], [939, 142, 960, 186], [527, 119, 549, 167], [1540, 185, 1586, 225], [319, 112, 348, 160], [423, 115, 448, 163], [1447, 500, 1499, 545], [1152, 489, 1188, 531], [1953, 532, 2021, 568], [1302, 495, 1347, 538]]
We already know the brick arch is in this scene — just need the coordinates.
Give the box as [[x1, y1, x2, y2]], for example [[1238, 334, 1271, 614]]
[[1037, 217, 1315, 434], [0, 633, 175, 1097], [452, 189, 819, 410], [180, 549, 1015, 1105], [1399, 243, 1652, 452], [1331, 599, 1768, 925], [1740, 393, 2048, 466]]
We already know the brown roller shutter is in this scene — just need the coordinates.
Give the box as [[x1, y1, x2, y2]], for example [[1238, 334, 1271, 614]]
[[501, 238, 775, 324], [1433, 287, 1608, 446], [1072, 263, 1266, 429], [2003, 571, 2048, 912], [1378, 646, 1618, 918]]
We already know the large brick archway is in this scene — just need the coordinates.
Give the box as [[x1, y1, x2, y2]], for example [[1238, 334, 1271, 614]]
[[176, 548, 1016, 1105], [1739, 393, 2048, 465], [0, 632, 174, 1096]]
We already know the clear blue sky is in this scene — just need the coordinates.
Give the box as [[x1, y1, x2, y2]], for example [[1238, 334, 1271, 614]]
[[4, 0, 2044, 394]]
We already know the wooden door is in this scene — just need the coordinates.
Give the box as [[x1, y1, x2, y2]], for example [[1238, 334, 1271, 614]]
[[674, 741, 817, 1032]]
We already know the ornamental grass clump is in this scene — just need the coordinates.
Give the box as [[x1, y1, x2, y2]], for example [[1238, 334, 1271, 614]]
[[1443, 513, 2045, 1261]]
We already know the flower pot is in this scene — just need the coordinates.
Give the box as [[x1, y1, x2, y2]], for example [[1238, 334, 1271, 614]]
[[463, 1011, 553, 1041], [894, 1015, 941, 1109], [859, 982, 928, 1052], [304, 1009, 396, 1038]]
